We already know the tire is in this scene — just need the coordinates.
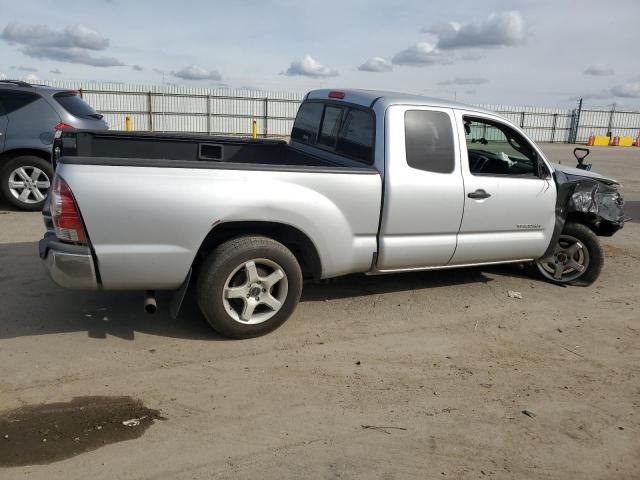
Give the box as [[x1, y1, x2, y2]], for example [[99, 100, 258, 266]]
[[535, 222, 604, 286], [0, 155, 53, 211], [196, 236, 303, 339]]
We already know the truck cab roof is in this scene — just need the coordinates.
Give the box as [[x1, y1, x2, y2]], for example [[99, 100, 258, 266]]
[[306, 88, 495, 116]]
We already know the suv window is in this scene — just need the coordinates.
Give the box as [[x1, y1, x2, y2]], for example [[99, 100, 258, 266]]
[[464, 116, 539, 177], [404, 110, 455, 174], [291, 102, 324, 144], [0, 91, 39, 115], [54, 92, 101, 119]]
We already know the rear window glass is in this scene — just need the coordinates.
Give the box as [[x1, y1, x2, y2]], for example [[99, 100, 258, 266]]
[[404, 110, 455, 174], [318, 105, 342, 147], [336, 109, 374, 164], [54, 92, 100, 119], [0, 91, 39, 115], [291, 102, 324, 144]]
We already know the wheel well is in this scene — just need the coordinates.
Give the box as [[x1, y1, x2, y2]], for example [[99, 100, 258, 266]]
[[194, 221, 322, 280], [0, 148, 51, 166], [565, 212, 618, 237]]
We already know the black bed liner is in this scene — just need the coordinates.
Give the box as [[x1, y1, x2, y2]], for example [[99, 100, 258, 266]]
[[55, 130, 375, 172]]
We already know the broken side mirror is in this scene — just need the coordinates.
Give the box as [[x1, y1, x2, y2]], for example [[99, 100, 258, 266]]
[[573, 147, 592, 171]]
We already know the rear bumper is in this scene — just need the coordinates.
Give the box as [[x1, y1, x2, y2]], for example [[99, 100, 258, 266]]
[[39, 232, 99, 290]]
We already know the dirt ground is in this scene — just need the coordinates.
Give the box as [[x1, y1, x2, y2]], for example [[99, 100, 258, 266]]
[[0, 144, 638, 479]]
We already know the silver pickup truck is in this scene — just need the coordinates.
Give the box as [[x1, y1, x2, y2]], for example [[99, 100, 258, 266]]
[[40, 89, 624, 338]]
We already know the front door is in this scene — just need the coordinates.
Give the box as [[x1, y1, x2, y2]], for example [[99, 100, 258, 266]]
[[450, 110, 556, 265]]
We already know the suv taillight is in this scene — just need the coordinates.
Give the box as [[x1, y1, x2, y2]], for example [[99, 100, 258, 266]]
[[50, 177, 87, 244]]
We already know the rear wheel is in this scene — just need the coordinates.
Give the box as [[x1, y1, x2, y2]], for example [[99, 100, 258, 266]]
[[536, 222, 604, 286], [0, 156, 53, 211], [197, 236, 303, 339]]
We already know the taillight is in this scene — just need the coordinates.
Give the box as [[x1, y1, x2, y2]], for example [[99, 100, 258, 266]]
[[328, 91, 345, 99], [50, 177, 87, 244], [55, 122, 74, 130]]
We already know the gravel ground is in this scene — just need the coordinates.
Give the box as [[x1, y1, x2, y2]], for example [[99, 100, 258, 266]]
[[0, 144, 638, 479]]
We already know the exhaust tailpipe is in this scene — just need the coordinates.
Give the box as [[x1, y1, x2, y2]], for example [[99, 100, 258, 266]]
[[144, 290, 157, 314]]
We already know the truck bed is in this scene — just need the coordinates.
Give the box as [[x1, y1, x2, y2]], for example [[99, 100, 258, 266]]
[[51, 130, 382, 289], [57, 130, 350, 169]]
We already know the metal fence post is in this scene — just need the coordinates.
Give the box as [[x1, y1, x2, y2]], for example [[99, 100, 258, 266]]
[[520, 111, 525, 128], [147, 91, 153, 131], [569, 98, 583, 144], [206, 95, 212, 135], [263, 98, 268, 137], [606, 103, 616, 137], [551, 113, 558, 143]]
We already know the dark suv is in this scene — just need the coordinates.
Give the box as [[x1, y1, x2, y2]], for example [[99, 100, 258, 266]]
[[0, 80, 108, 211]]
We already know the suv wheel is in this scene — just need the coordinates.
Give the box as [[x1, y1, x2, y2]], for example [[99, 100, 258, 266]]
[[0, 156, 53, 211], [197, 236, 303, 339]]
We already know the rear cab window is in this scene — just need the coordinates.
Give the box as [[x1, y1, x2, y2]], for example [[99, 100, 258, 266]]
[[54, 92, 103, 119], [291, 100, 375, 165]]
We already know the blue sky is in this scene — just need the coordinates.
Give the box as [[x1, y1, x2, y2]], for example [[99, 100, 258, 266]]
[[1, 0, 639, 107]]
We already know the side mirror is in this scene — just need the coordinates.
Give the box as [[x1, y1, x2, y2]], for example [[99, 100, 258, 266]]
[[573, 148, 592, 171]]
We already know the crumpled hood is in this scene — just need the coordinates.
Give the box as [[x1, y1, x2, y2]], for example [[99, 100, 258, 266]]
[[551, 163, 619, 185]]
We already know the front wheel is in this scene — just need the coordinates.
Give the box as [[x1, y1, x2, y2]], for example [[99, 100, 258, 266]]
[[535, 222, 604, 286], [197, 236, 303, 339]]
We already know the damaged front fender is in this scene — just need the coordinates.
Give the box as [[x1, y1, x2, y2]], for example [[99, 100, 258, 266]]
[[542, 170, 625, 258]]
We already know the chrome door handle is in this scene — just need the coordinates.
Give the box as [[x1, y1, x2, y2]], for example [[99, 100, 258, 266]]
[[467, 189, 491, 199]]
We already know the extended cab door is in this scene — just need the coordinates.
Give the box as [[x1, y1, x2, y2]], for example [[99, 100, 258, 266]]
[[377, 106, 465, 270], [450, 110, 556, 265]]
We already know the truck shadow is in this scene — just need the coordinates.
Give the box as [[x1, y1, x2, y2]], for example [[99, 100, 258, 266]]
[[0, 241, 525, 341], [623, 200, 639, 223]]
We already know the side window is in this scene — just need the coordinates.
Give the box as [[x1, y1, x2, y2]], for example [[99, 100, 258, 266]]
[[404, 110, 455, 174], [291, 102, 324, 144], [464, 116, 539, 177], [318, 105, 343, 147], [0, 91, 39, 115], [336, 108, 374, 164]]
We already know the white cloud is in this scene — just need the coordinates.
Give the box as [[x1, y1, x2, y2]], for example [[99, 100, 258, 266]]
[[392, 42, 450, 66], [23, 73, 39, 82], [283, 56, 338, 77], [584, 65, 614, 76], [11, 65, 37, 72], [357, 57, 392, 72], [23, 46, 124, 67], [50, 68, 62, 74], [1, 23, 109, 50], [172, 65, 221, 81], [132, 64, 144, 71], [426, 11, 527, 49], [1, 22, 123, 67], [610, 80, 640, 98], [437, 77, 487, 86]]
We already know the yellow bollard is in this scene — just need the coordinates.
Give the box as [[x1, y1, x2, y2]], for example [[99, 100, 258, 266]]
[[252, 120, 257, 139], [125, 115, 132, 131]]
